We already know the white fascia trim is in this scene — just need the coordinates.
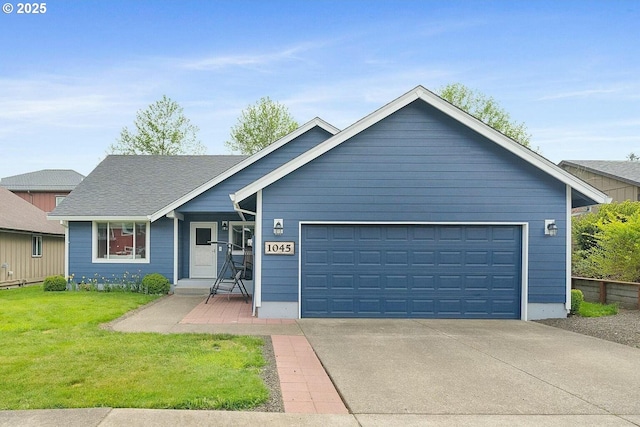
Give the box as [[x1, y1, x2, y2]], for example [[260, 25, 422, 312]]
[[150, 117, 339, 222], [413, 88, 611, 205], [233, 86, 609, 205], [297, 221, 529, 321]]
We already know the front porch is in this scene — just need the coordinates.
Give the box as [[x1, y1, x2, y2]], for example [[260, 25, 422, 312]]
[[173, 278, 254, 297]]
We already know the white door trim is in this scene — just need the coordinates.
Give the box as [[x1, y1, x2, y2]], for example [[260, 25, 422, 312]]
[[189, 222, 217, 278]]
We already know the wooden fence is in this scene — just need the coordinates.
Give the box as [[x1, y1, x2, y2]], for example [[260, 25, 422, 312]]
[[572, 277, 640, 309]]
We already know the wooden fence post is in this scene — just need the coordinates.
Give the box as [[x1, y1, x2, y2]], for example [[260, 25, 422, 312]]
[[599, 281, 607, 304]]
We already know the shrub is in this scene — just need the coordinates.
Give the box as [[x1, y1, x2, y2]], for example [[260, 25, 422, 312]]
[[570, 289, 584, 315], [43, 275, 67, 292], [142, 273, 170, 295]]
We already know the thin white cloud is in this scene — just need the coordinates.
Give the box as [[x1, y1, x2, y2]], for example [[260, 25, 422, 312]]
[[537, 88, 619, 101], [179, 40, 333, 71]]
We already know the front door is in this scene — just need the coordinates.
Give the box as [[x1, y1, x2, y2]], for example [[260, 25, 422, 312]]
[[190, 222, 217, 278]]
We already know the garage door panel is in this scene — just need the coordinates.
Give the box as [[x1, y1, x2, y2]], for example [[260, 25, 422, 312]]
[[301, 224, 521, 318]]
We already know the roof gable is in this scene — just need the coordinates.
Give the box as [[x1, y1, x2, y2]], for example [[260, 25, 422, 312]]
[[232, 86, 610, 207], [150, 118, 339, 221], [1, 169, 84, 191], [49, 118, 339, 221], [0, 187, 64, 235]]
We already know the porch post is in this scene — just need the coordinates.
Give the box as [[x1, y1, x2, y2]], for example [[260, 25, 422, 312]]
[[253, 190, 263, 315]]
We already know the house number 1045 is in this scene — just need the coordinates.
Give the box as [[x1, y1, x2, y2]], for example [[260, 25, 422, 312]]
[[264, 241, 295, 255]]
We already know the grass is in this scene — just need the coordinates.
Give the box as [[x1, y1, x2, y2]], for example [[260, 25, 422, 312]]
[[0, 286, 268, 410], [579, 301, 619, 317]]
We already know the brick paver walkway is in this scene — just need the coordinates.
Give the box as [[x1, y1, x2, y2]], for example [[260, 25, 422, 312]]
[[179, 296, 348, 415]]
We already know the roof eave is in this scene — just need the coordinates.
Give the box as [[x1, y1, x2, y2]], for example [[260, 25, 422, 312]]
[[47, 215, 151, 222], [149, 117, 340, 222], [232, 85, 610, 206]]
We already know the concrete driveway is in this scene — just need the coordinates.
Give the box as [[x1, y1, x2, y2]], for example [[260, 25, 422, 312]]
[[298, 319, 640, 426]]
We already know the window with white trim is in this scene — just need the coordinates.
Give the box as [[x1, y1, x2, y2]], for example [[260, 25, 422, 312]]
[[230, 222, 254, 254], [32, 235, 42, 257], [94, 222, 149, 262]]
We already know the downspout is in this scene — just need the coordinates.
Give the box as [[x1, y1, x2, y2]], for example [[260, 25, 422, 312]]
[[60, 221, 69, 281], [230, 194, 259, 316]]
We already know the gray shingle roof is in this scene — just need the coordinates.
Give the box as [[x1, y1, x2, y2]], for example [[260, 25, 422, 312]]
[[0, 187, 64, 235], [0, 169, 85, 191], [49, 155, 247, 218], [560, 160, 640, 186]]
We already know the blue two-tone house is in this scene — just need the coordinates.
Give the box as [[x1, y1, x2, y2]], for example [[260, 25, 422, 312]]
[[49, 86, 609, 320]]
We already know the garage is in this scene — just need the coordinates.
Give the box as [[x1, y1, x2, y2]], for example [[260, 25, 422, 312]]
[[301, 224, 522, 319]]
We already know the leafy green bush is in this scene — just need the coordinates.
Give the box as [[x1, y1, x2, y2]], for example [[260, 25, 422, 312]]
[[43, 275, 67, 292], [142, 273, 170, 294], [572, 201, 640, 282], [570, 289, 584, 315]]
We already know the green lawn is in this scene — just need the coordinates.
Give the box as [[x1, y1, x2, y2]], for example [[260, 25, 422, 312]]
[[579, 300, 619, 317], [0, 286, 268, 410]]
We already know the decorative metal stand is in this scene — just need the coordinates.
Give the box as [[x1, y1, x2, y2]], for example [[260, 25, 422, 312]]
[[205, 242, 249, 304]]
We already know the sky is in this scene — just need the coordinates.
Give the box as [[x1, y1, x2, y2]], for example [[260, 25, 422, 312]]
[[0, 0, 638, 178]]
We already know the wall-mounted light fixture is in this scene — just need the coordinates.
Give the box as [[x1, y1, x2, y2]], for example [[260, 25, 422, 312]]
[[273, 219, 284, 236], [222, 221, 229, 231], [544, 219, 558, 237]]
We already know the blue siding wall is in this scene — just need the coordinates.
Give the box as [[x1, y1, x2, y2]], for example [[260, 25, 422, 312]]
[[260, 100, 567, 304], [68, 217, 174, 283], [179, 126, 333, 213]]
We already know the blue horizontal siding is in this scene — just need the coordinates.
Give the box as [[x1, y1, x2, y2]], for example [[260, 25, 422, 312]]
[[179, 126, 333, 213], [260, 100, 567, 305], [68, 218, 174, 283]]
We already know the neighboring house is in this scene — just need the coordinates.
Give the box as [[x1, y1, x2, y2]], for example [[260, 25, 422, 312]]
[[0, 187, 65, 286], [1, 169, 85, 212], [559, 160, 640, 203], [50, 86, 609, 320]]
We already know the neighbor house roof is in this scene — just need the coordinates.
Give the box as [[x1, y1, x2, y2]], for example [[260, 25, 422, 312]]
[[0, 187, 64, 235], [559, 160, 640, 187], [231, 85, 610, 208], [49, 155, 248, 219], [49, 118, 339, 221], [0, 169, 85, 192]]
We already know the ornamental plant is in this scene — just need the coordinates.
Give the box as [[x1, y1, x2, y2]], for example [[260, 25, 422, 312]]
[[43, 275, 67, 292], [142, 273, 171, 295], [570, 289, 584, 315]]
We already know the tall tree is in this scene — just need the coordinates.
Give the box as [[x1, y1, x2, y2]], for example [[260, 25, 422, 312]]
[[437, 83, 532, 147], [225, 97, 298, 155], [109, 95, 205, 155]]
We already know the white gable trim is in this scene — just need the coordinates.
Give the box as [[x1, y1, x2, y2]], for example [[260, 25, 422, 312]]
[[231, 86, 610, 205], [150, 118, 339, 222]]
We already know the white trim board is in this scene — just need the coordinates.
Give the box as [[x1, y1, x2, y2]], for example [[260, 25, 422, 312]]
[[232, 86, 610, 206], [150, 118, 339, 222], [297, 221, 529, 321]]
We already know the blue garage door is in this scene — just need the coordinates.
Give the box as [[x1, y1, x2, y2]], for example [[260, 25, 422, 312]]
[[301, 224, 522, 319]]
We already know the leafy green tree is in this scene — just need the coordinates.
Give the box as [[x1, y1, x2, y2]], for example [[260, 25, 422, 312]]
[[225, 97, 298, 155], [109, 95, 205, 155], [572, 201, 640, 281], [437, 83, 532, 147]]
